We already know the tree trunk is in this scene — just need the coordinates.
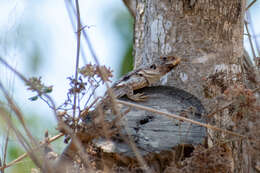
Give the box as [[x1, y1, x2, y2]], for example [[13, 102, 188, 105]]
[[134, 0, 245, 106], [133, 0, 260, 172]]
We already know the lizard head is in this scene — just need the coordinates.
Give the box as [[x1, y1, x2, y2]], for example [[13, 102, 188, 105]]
[[150, 55, 181, 74], [139, 55, 181, 84], [159, 56, 181, 70]]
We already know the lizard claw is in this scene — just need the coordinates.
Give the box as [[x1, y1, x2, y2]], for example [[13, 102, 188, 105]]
[[128, 93, 148, 102]]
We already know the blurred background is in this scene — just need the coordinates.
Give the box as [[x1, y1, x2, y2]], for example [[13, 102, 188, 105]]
[[0, 1, 133, 172], [0, 0, 259, 172]]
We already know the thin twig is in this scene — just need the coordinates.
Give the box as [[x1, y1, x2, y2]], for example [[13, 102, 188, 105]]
[[76, 25, 95, 33], [116, 100, 247, 138], [0, 159, 2, 173], [39, 95, 55, 109], [0, 82, 37, 147], [0, 133, 63, 171], [64, 1, 87, 64], [3, 130, 9, 173], [65, 1, 116, 116], [244, 20, 257, 61], [246, 0, 257, 11], [246, 10, 260, 62], [0, 105, 43, 171], [65, 1, 114, 123], [53, 124, 93, 171], [84, 81, 102, 108], [206, 101, 233, 118], [65, 1, 109, 81], [72, 0, 82, 120], [122, 120, 153, 173], [0, 57, 57, 120]]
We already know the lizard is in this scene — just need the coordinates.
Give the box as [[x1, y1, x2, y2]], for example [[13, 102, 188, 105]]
[[81, 55, 181, 117], [108, 55, 181, 101], [54, 56, 181, 169]]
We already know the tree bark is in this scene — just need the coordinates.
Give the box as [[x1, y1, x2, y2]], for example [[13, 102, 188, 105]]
[[134, 0, 245, 106], [132, 0, 260, 173]]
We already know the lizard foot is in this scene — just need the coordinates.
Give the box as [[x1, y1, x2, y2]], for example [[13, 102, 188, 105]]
[[128, 93, 148, 102]]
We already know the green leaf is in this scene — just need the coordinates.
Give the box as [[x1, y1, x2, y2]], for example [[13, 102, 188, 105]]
[[29, 95, 38, 101], [43, 86, 53, 93]]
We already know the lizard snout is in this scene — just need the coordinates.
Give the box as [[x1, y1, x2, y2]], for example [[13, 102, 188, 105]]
[[168, 57, 181, 66]]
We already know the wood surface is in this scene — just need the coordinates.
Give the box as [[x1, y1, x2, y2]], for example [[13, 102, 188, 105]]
[[93, 86, 207, 157]]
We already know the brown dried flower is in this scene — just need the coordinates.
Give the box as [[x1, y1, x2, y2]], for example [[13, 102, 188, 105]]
[[95, 65, 113, 83], [79, 64, 96, 77]]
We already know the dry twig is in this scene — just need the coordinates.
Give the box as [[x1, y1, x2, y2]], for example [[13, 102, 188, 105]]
[[0, 57, 58, 120], [72, 0, 82, 120], [0, 133, 63, 171]]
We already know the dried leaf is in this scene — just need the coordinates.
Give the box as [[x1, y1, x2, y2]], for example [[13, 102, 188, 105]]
[[96, 65, 113, 83]]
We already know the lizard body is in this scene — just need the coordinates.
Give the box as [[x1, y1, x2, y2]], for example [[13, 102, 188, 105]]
[[81, 56, 180, 118], [104, 55, 181, 102]]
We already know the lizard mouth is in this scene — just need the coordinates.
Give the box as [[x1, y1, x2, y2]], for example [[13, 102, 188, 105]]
[[167, 57, 181, 66], [164, 57, 181, 71]]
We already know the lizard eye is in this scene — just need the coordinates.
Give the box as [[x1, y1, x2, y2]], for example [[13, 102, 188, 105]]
[[150, 64, 156, 69], [162, 57, 167, 61]]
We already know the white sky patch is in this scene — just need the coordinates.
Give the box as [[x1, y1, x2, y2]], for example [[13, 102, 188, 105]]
[[0, 0, 127, 119]]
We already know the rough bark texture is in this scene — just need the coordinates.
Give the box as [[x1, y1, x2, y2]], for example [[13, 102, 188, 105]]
[[134, 0, 245, 108], [132, 1, 260, 173]]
